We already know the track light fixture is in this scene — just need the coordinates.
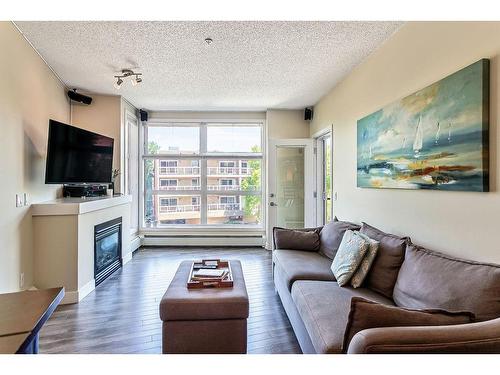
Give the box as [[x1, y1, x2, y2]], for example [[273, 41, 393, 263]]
[[114, 77, 123, 89], [114, 69, 142, 89]]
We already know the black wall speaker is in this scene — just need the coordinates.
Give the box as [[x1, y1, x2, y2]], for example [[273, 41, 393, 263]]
[[139, 109, 148, 122], [304, 107, 314, 121], [67, 90, 92, 105]]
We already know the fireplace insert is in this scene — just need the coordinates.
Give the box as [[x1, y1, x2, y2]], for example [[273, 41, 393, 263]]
[[94, 217, 122, 286]]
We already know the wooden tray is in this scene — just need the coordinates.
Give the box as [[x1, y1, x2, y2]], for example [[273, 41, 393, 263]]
[[187, 259, 234, 289]]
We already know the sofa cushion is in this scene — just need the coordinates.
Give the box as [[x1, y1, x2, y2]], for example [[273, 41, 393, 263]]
[[360, 222, 409, 298], [273, 250, 335, 290], [290, 280, 394, 353], [351, 232, 380, 288], [330, 230, 369, 286], [343, 297, 475, 352], [273, 227, 320, 251], [393, 243, 500, 322], [319, 219, 361, 260]]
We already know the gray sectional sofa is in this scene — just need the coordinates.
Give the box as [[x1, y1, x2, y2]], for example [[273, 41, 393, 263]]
[[272, 221, 500, 354]]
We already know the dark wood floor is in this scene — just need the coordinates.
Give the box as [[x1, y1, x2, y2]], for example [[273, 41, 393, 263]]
[[39, 247, 301, 354]]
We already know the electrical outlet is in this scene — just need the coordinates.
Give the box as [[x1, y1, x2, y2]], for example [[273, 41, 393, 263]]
[[20, 272, 25, 289], [15, 194, 23, 207], [23, 192, 29, 206]]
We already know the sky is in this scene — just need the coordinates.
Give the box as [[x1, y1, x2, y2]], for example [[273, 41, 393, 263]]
[[148, 125, 261, 153]]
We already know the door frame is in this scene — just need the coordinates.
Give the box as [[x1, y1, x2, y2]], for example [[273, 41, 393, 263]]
[[124, 109, 140, 236], [267, 138, 315, 248], [315, 131, 333, 225]]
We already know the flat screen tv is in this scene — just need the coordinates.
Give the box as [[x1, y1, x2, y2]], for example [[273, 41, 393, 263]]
[[45, 119, 114, 184]]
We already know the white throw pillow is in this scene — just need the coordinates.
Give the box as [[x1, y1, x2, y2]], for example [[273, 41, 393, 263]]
[[350, 232, 380, 288], [330, 230, 369, 286]]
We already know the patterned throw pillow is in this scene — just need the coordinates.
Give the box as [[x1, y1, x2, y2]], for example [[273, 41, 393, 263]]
[[330, 230, 369, 286], [350, 232, 379, 288]]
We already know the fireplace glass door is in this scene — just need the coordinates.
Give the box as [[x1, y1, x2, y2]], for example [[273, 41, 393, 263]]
[[94, 217, 122, 286]]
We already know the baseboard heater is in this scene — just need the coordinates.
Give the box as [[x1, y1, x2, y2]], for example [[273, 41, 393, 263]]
[[142, 235, 265, 247]]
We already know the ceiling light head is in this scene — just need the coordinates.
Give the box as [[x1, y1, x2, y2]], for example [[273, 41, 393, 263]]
[[131, 75, 142, 86], [204, 37, 213, 45], [114, 77, 123, 90]]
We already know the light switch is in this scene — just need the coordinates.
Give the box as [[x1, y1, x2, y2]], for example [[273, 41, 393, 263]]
[[16, 194, 23, 207], [23, 193, 29, 206]]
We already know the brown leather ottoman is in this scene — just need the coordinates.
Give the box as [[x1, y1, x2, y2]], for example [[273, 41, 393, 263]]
[[160, 260, 249, 354]]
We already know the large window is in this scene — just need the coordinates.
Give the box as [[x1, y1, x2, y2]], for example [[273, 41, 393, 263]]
[[143, 122, 263, 227]]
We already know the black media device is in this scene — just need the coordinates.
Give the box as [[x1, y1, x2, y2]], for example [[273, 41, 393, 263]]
[[45, 119, 114, 197], [67, 90, 93, 105], [139, 109, 148, 122], [63, 184, 108, 198], [304, 107, 314, 121]]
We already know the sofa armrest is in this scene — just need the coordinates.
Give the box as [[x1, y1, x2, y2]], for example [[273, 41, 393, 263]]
[[272, 226, 322, 250], [347, 317, 500, 354]]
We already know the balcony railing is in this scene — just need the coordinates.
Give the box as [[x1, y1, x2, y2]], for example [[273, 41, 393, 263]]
[[207, 167, 250, 176], [158, 184, 258, 191], [158, 166, 251, 176], [159, 166, 200, 175], [159, 204, 201, 213], [206, 184, 258, 191], [159, 203, 242, 213], [208, 203, 242, 211], [159, 185, 201, 191]]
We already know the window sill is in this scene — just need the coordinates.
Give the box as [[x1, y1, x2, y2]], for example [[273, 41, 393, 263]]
[[140, 225, 265, 237]]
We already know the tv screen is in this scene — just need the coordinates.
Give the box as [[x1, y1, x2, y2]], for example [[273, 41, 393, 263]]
[[45, 119, 114, 184]]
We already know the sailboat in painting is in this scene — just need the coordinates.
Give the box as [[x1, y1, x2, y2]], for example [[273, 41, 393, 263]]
[[413, 116, 423, 158], [357, 58, 489, 192], [435, 122, 441, 145]]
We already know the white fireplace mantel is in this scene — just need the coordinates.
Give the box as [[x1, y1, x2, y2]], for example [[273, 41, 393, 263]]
[[32, 195, 132, 216]]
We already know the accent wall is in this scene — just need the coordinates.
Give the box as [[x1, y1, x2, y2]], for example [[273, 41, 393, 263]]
[[310, 22, 500, 263]]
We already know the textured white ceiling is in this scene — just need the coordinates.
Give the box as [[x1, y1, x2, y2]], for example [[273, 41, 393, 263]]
[[15, 21, 403, 111]]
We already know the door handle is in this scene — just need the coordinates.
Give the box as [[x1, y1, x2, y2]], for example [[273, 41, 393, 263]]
[[269, 202, 278, 207]]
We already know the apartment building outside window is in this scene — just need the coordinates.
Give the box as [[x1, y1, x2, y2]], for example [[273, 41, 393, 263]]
[[143, 121, 263, 227]]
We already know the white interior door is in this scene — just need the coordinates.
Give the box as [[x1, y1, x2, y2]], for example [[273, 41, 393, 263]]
[[125, 113, 140, 235], [268, 139, 315, 246]]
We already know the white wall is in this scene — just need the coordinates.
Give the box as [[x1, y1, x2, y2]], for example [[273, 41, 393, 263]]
[[310, 22, 500, 263], [0, 22, 70, 292]]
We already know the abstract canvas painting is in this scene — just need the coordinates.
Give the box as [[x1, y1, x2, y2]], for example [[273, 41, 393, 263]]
[[357, 59, 489, 192]]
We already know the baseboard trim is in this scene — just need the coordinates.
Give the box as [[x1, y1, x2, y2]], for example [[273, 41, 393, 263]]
[[142, 236, 264, 247], [122, 251, 133, 265], [61, 279, 95, 305], [130, 235, 142, 252], [61, 291, 78, 304]]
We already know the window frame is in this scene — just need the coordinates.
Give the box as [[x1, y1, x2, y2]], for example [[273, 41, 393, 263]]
[[220, 179, 235, 186], [141, 119, 266, 231], [159, 160, 178, 175], [160, 197, 178, 207], [159, 178, 178, 187]]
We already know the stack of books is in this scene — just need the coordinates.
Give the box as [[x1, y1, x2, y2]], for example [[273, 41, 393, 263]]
[[191, 268, 229, 281], [188, 260, 233, 289]]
